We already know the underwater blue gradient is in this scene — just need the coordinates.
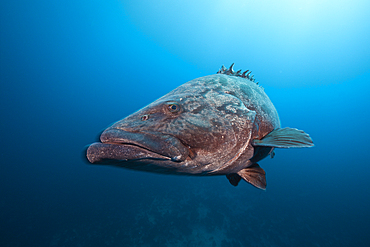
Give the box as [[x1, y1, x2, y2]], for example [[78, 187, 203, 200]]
[[1, 1, 369, 246]]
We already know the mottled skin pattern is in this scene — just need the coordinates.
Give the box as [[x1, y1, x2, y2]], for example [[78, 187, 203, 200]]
[[87, 74, 280, 177]]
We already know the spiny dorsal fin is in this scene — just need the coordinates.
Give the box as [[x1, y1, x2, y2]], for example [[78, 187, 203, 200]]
[[217, 63, 257, 83], [252, 127, 314, 148]]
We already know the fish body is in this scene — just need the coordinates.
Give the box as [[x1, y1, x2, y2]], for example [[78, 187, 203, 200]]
[[86, 65, 313, 189]]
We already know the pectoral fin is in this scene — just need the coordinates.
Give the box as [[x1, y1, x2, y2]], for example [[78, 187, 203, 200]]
[[252, 127, 314, 148], [226, 164, 266, 190], [237, 164, 266, 190]]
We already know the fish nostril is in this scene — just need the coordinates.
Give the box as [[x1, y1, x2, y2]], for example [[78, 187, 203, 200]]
[[141, 114, 149, 121]]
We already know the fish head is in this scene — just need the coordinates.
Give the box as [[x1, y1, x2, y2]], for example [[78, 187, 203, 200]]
[[86, 76, 257, 175]]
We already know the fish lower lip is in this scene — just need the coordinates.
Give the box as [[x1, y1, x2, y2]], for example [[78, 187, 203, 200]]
[[86, 142, 171, 164], [105, 141, 179, 160]]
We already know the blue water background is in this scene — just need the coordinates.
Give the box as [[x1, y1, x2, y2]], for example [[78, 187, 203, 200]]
[[1, 1, 369, 246]]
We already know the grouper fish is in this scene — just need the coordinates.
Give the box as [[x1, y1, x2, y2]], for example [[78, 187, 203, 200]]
[[86, 64, 314, 189]]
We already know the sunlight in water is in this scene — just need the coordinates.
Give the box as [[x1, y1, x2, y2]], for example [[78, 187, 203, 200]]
[[121, 0, 370, 87]]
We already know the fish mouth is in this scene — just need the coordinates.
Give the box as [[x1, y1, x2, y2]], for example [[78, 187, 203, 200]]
[[86, 128, 189, 164]]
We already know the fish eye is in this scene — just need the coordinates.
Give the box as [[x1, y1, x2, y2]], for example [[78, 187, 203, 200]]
[[167, 102, 180, 113]]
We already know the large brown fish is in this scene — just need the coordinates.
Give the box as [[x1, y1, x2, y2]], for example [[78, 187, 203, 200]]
[[86, 64, 314, 189]]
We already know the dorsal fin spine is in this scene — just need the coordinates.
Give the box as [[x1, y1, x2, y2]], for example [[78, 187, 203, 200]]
[[217, 64, 258, 84]]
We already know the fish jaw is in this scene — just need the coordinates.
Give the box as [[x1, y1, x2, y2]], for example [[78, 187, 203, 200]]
[[86, 142, 170, 163], [86, 128, 190, 164]]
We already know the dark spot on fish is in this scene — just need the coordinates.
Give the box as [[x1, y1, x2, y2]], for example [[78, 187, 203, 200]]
[[210, 118, 223, 127], [191, 104, 206, 114], [216, 104, 236, 115], [224, 90, 237, 97], [188, 147, 197, 159]]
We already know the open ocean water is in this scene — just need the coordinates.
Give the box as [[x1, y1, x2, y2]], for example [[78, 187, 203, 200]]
[[1, 1, 369, 246]]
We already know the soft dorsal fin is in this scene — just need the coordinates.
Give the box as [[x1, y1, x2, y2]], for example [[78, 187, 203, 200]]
[[236, 163, 266, 190], [252, 127, 314, 148]]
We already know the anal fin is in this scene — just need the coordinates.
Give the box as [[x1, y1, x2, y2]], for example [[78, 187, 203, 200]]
[[237, 163, 266, 190], [252, 127, 314, 148]]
